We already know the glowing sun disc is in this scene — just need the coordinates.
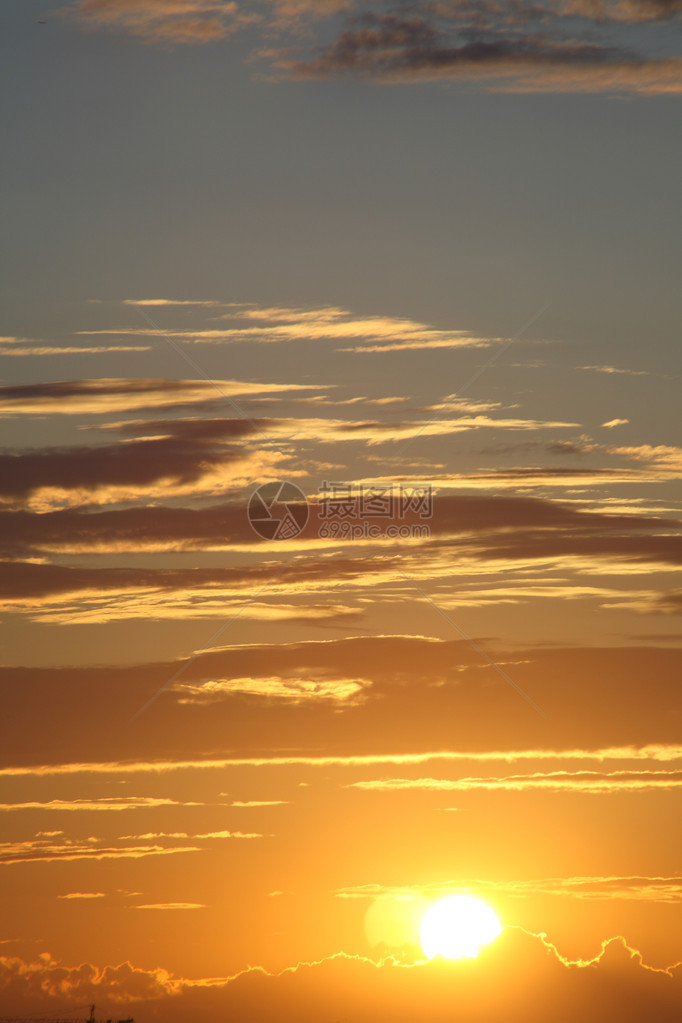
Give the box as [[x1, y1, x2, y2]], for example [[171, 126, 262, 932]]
[[420, 895, 502, 960]]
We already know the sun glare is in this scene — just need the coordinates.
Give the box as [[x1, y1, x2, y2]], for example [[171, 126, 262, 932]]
[[420, 895, 502, 960]]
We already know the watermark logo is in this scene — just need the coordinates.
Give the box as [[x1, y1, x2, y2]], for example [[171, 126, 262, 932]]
[[248, 480, 432, 541], [317, 481, 432, 540], [248, 481, 309, 540]]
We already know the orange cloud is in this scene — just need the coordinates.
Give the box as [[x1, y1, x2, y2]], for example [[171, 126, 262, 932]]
[[334, 874, 682, 904], [0, 841, 200, 866], [348, 769, 682, 793], [2, 640, 681, 773], [175, 675, 367, 704], [229, 800, 289, 807], [57, 892, 106, 899], [2, 744, 681, 778], [0, 796, 202, 811], [134, 902, 206, 909]]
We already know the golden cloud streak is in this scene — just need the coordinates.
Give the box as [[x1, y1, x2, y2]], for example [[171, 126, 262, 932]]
[[2, 745, 681, 778], [347, 769, 682, 793], [0, 796, 203, 811], [335, 875, 682, 904]]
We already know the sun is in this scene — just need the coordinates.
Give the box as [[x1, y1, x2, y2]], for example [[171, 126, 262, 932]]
[[420, 895, 502, 960]]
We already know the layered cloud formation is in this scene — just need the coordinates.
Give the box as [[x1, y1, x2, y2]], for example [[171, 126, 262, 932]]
[[61, 0, 682, 93]]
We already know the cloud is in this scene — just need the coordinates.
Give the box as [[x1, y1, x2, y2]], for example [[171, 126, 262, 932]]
[[351, 463, 679, 488], [5, 485, 679, 618], [347, 769, 682, 793], [119, 832, 190, 839], [274, 6, 682, 94], [0, 822, 261, 869], [82, 303, 499, 352], [0, 559, 365, 626], [654, 589, 682, 613], [0, 378, 308, 416], [0, 796, 202, 811], [0, 557, 356, 620], [176, 676, 367, 703], [66, 0, 257, 45], [548, 438, 600, 455], [580, 365, 649, 376], [60, 0, 682, 95], [57, 892, 107, 899], [334, 874, 682, 903], [0, 377, 583, 511], [122, 298, 222, 306], [9, 487, 674, 559], [134, 902, 206, 909], [0, 426, 262, 510], [0, 950, 181, 1006], [118, 829, 263, 839], [195, 830, 264, 838], [1, 930, 682, 1021], [601, 418, 629, 428], [609, 444, 682, 472], [2, 639, 682, 770], [561, 0, 682, 23], [230, 800, 289, 806], [0, 337, 151, 356], [0, 841, 200, 866], [3, 743, 682, 779], [106, 408, 579, 449]]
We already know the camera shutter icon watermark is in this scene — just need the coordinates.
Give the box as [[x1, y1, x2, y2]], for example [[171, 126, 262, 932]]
[[248, 481, 309, 540]]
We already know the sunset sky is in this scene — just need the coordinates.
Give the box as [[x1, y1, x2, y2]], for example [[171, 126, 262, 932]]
[[1, 2, 681, 1020]]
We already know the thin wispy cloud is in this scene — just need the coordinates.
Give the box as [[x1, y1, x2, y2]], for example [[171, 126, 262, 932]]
[[0, 841, 200, 866], [0, 378, 313, 417], [0, 337, 151, 356], [334, 874, 682, 904], [82, 303, 500, 352], [57, 891, 107, 899], [0, 796, 203, 812], [122, 298, 223, 306], [134, 902, 206, 909], [348, 770, 682, 793], [3, 745, 682, 779], [580, 365, 649, 376]]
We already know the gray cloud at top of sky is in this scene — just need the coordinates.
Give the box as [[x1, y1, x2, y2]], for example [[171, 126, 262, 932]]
[[64, 0, 260, 44], [276, 7, 682, 93], [60, 0, 682, 93]]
